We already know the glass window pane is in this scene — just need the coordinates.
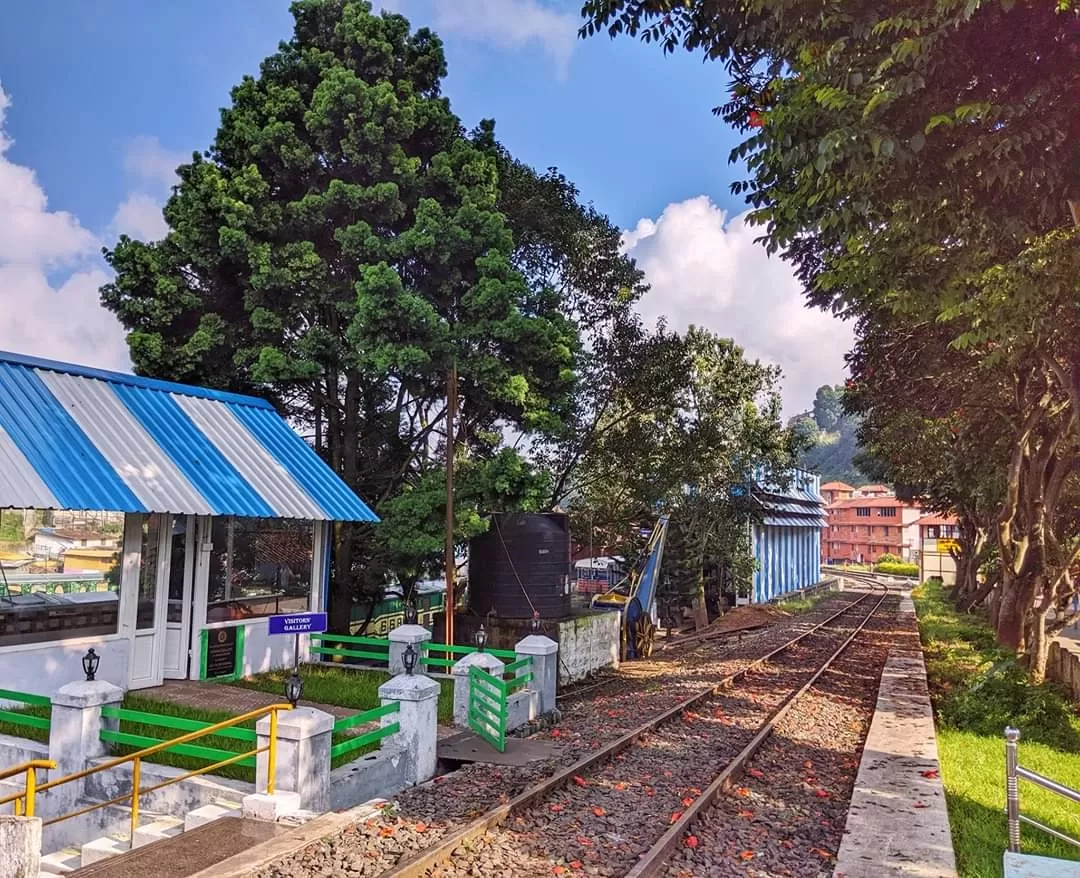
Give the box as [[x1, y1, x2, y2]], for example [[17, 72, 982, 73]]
[[0, 508, 123, 646], [206, 518, 313, 622], [167, 516, 188, 624], [137, 516, 161, 629]]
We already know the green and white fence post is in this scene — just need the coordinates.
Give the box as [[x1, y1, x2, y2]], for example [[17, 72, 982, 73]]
[[377, 674, 439, 786], [451, 652, 505, 728], [514, 634, 558, 715], [388, 624, 432, 676]]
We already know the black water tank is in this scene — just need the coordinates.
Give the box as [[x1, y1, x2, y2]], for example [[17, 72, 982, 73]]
[[468, 512, 571, 619]]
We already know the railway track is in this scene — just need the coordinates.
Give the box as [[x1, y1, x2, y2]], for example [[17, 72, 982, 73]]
[[380, 583, 890, 877]]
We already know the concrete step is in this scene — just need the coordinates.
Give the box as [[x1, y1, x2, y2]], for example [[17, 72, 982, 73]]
[[37, 846, 82, 876], [183, 798, 242, 831], [80, 832, 131, 867], [131, 815, 185, 849]]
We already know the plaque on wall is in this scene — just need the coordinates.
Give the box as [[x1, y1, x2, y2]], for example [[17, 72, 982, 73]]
[[204, 626, 239, 679]]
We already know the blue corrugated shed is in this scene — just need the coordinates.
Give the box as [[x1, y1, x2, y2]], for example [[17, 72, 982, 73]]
[[0, 351, 379, 523], [750, 468, 824, 602]]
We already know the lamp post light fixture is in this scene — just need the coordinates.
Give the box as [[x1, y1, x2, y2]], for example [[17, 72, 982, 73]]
[[284, 671, 304, 708], [475, 625, 487, 653], [82, 648, 100, 682], [404, 600, 418, 626], [403, 642, 418, 676], [531, 611, 541, 633]]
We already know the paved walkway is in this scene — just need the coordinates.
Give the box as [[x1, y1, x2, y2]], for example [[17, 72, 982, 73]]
[[834, 592, 958, 878]]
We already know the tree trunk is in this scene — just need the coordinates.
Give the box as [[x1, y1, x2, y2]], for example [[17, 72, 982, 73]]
[[329, 521, 354, 634], [1028, 600, 1051, 683]]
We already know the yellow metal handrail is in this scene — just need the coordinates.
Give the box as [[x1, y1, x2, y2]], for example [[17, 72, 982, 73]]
[[35, 703, 291, 838], [0, 759, 57, 817]]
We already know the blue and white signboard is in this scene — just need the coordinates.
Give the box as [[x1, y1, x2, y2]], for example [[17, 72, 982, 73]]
[[268, 612, 328, 636]]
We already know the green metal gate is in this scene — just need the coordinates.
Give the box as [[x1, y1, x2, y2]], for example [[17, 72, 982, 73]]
[[468, 665, 507, 751], [467, 659, 533, 752]]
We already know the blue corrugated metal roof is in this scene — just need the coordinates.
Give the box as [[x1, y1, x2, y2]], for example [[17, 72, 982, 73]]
[[0, 351, 379, 523]]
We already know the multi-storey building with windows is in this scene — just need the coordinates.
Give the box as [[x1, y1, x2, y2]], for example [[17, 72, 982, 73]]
[[821, 494, 923, 565]]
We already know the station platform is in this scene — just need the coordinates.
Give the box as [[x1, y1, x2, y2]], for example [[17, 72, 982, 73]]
[[834, 592, 958, 878]]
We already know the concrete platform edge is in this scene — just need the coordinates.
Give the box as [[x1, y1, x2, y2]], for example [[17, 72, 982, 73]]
[[833, 590, 958, 878], [186, 799, 388, 878]]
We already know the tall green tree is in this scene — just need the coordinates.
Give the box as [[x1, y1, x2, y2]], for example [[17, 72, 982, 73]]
[[570, 326, 800, 609], [102, 0, 578, 631]]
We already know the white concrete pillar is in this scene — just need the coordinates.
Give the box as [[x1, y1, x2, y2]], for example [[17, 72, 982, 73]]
[[377, 673, 440, 786], [515, 635, 558, 715], [0, 815, 41, 877], [387, 624, 431, 675], [254, 707, 334, 813], [48, 680, 124, 815], [451, 652, 505, 728]]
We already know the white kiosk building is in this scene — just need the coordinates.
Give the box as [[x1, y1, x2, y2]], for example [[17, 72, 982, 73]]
[[0, 351, 377, 696]]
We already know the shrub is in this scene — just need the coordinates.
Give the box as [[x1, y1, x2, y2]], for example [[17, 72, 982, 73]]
[[876, 552, 903, 565], [874, 560, 919, 577]]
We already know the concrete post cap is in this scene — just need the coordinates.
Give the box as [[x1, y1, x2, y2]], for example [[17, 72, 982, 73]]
[[388, 624, 432, 644], [450, 651, 505, 675], [255, 706, 335, 739], [514, 634, 558, 656], [52, 679, 125, 708], [378, 673, 441, 701]]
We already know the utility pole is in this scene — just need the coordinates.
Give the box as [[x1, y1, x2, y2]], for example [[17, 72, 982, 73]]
[[444, 361, 458, 647]]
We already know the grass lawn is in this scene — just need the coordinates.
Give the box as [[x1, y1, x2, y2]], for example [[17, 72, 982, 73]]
[[916, 579, 1080, 877], [0, 702, 50, 744], [235, 663, 455, 726], [777, 591, 829, 614]]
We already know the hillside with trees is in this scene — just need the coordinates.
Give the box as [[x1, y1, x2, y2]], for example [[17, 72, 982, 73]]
[[789, 385, 864, 485]]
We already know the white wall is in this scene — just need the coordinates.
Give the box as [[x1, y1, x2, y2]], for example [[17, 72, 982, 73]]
[[555, 610, 620, 685], [0, 635, 130, 700]]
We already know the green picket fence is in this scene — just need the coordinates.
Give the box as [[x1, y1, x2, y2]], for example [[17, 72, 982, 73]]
[[0, 689, 51, 739], [330, 701, 400, 762], [420, 642, 517, 670], [100, 706, 259, 770], [309, 633, 391, 664], [467, 659, 532, 753]]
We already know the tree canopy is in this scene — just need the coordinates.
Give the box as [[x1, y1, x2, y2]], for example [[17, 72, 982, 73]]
[[581, 0, 1080, 678]]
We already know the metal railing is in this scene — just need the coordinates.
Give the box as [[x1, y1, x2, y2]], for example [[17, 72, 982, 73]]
[[1005, 726, 1080, 852], [0, 759, 56, 817], [33, 703, 291, 838]]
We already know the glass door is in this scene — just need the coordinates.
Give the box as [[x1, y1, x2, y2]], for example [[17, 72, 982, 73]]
[[163, 516, 194, 679], [126, 514, 169, 690]]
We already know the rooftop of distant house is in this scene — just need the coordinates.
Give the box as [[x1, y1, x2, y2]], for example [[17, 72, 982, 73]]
[[821, 481, 855, 491], [917, 512, 958, 527], [37, 528, 115, 542], [858, 484, 891, 494], [828, 496, 911, 509]]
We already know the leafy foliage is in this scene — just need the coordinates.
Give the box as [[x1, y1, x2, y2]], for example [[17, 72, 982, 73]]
[[790, 384, 864, 484]]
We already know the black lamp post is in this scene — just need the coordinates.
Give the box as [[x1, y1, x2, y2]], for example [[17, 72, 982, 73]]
[[404, 600, 418, 626], [475, 625, 487, 652], [82, 648, 100, 682], [403, 642, 418, 676], [284, 671, 304, 708], [531, 611, 541, 633]]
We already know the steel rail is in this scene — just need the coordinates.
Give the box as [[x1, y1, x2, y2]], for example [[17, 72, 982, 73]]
[[381, 585, 886, 878], [625, 582, 889, 877]]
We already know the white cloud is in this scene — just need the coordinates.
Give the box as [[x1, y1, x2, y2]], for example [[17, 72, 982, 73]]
[[123, 135, 185, 190], [110, 192, 168, 241], [0, 82, 130, 371], [385, 0, 577, 79], [622, 196, 853, 418]]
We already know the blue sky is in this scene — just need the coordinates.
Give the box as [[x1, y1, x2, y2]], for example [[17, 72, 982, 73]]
[[0, 0, 850, 415]]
